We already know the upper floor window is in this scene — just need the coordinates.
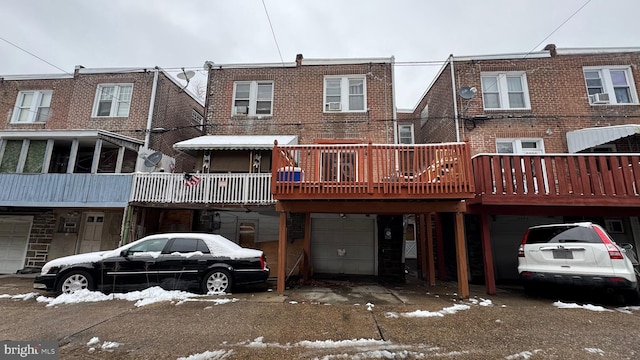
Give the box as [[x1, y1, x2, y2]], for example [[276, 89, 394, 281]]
[[92, 84, 133, 117], [191, 109, 204, 131], [398, 124, 414, 144], [324, 76, 366, 112], [481, 72, 530, 110], [420, 105, 429, 127], [583, 66, 638, 105], [232, 81, 273, 116], [11, 90, 52, 123]]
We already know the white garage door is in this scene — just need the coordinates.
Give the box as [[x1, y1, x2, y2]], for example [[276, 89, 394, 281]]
[[491, 215, 563, 281], [311, 217, 376, 275], [0, 217, 33, 274]]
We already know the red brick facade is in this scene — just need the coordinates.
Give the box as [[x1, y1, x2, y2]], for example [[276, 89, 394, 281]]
[[411, 47, 640, 155]]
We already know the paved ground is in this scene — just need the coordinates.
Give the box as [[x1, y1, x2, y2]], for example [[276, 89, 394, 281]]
[[1, 274, 640, 359]]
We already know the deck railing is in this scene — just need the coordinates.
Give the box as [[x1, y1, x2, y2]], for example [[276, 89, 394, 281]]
[[130, 173, 274, 205], [471, 153, 640, 206], [271, 142, 475, 200]]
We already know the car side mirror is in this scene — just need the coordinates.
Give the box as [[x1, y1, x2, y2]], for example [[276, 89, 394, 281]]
[[120, 249, 129, 258]]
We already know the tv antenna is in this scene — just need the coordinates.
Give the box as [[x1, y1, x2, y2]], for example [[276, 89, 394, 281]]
[[177, 68, 195, 92], [141, 151, 163, 172], [458, 86, 477, 100]]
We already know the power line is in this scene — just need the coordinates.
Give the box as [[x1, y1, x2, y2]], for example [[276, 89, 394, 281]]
[[0, 36, 71, 75], [261, 0, 285, 66], [524, 0, 593, 58]]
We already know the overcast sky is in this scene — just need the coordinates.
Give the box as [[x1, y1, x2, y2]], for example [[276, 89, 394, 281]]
[[1, 0, 639, 109]]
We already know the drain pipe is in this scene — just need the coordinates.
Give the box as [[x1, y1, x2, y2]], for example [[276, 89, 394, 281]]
[[144, 67, 160, 149], [449, 55, 460, 142]]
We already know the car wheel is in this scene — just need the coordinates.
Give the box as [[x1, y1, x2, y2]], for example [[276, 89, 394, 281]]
[[203, 269, 232, 294], [57, 270, 93, 294]]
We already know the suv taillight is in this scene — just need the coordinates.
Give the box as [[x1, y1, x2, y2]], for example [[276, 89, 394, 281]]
[[593, 225, 624, 260], [518, 229, 530, 258]]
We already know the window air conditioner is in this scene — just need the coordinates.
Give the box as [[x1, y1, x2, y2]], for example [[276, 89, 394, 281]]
[[589, 93, 610, 104], [234, 105, 248, 114], [327, 102, 342, 111]]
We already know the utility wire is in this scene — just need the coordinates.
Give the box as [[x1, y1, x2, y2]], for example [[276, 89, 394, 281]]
[[524, 0, 593, 58], [261, 0, 285, 66]]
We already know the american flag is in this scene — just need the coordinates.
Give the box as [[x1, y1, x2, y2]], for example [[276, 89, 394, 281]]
[[184, 173, 201, 186]]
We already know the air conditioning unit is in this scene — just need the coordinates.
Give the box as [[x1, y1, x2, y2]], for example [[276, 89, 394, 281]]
[[234, 105, 248, 114], [589, 93, 610, 104], [326, 102, 342, 111]]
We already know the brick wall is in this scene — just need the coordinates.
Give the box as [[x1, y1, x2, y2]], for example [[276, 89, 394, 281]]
[[205, 59, 395, 144], [416, 50, 640, 155]]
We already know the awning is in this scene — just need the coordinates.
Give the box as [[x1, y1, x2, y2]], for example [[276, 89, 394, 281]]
[[173, 135, 298, 152], [566, 125, 640, 153], [0, 129, 143, 152]]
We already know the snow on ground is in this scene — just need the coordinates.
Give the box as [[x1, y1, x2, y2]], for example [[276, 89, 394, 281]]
[[177, 350, 234, 360], [584, 348, 605, 355], [385, 303, 471, 318], [0, 287, 238, 308], [468, 297, 493, 306], [85, 337, 122, 354], [553, 301, 613, 312], [505, 349, 543, 359]]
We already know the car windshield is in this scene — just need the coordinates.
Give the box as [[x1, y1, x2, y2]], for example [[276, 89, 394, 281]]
[[526, 225, 602, 244]]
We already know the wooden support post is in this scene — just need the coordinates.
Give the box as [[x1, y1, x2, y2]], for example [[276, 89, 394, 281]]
[[480, 213, 497, 295], [277, 211, 287, 295], [434, 213, 447, 281], [302, 212, 311, 282], [426, 213, 436, 286], [418, 214, 428, 280], [455, 211, 469, 298]]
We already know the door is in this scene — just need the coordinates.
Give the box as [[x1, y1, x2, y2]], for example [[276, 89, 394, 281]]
[[78, 212, 104, 254], [311, 217, 375, 275], [101, 237, 168, 292], [0, 216, 32, 274], [156, 237, 210, 291]]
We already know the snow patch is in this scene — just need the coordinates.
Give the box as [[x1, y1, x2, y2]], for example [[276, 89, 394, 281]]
[[0, 292, 40, 300], [553, 301, 613, 312], [177, 349, 234, 360], [505, 349, 542, 359], [584, 348, 605, 355]]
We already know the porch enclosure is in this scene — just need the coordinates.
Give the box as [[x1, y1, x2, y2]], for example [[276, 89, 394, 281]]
[[271, 141, 475, 200], [471, 153, 640, 206]]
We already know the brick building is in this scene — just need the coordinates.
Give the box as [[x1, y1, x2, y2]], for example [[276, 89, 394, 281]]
[[406, 45, 640, 292], [0, 66, 203, 273]]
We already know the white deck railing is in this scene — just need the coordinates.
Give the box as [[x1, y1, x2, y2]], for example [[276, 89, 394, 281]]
[[130, 173, 274, 204]]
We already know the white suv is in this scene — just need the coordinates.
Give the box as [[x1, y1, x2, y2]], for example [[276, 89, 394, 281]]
[[518, 222, 640, 302]]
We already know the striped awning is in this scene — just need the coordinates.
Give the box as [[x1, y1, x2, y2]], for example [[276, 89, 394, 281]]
[[566, 125, 640, 153]]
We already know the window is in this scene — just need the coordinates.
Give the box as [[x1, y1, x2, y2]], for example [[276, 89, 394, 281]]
[[165, 238, 210, 253], [398, 124, 414, 144], [128, 238, 168, 253], [496, 138, 544, 154], [11, 90, 52, 123], [191, 109, 204, 131], [583, 66, 638, 105], [92, 84, 133, 117], [232, 81, 273, 116], [324, 76, 366, 112], [481, 72, 530, 110], [420, 105, 429, 127], [605, 219, 624, 234]]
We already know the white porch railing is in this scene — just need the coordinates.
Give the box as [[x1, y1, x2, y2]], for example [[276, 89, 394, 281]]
[[130, 173, 274, 205]]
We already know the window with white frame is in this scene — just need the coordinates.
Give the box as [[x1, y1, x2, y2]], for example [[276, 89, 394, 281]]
[[583, 66, 638, 105], [232, 81, 273, 116], [496, 138, 544, 154], [398, 124, 414, 144], [92, 84, 133, 117], [324, 76, 366, 112], [420, 105, 429, 127], [191, 109, 204, 131], [481, 72, 530, 110], [11, 90, 53, 123]]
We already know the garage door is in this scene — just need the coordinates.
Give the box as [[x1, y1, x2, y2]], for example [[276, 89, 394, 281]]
[[491, 215, 562, 281], [0, 217, 32, 274], [311, 217, 375, 275]]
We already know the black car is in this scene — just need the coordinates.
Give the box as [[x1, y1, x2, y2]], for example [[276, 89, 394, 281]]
[[34, 233, 269, 294]]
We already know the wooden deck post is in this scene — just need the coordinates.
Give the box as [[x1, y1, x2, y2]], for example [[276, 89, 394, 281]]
[[426, 213, 436, 286], [480, 213, 496, 295], [418, 214, 428, 280], [455, 211, 469, 298], [302, 212, 311, 282], [435, 213, 447, 281], [277, 211, 287, 295]]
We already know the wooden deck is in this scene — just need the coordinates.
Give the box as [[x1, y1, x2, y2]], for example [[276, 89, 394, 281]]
[[271, 142, 475, 200], [470, 153, 640, 207]]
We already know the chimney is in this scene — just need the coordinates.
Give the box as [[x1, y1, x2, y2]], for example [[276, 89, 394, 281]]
[[543, 44, 557, 57], [296, 54, 303, 67]]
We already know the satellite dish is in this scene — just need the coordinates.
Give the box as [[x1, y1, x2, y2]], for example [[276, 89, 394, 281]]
[[143, 151, 163, 168], [177, 69, 195, 81], [459, 86, 478, 100]]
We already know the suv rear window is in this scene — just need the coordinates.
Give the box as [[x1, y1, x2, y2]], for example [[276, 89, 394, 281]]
[[525, 225, 602, 244]]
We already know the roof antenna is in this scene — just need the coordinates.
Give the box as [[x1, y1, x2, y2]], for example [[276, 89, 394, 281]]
[[177, 67, 195, 92]]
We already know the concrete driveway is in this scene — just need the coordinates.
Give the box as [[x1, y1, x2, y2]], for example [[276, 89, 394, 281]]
[[1, 275, 640, 359]]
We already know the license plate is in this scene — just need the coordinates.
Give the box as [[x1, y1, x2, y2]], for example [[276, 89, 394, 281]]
[[552, 249, 573, 259]]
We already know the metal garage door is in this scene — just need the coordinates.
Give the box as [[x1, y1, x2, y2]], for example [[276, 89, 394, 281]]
[[491, 215, 562, 281], [0, 216, 32, 274], [311, 217, 376, 275]]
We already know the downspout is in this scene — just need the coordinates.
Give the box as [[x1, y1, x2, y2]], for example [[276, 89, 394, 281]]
[[391, 56, 398, 145], [144, 66, 160, 149], [449, 55, 460, 142]]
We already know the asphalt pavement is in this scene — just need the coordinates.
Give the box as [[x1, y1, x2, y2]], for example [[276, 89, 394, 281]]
[[1, 274, 639, 359]]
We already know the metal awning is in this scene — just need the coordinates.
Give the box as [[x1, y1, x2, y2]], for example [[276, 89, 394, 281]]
[[173, 135, 298, 152], [0, 129, 143, 151], [566, 125, 640, 153]]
